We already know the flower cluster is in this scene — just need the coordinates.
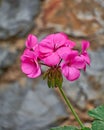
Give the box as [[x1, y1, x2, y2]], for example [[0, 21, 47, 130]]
[[21, 33, 90, 81]]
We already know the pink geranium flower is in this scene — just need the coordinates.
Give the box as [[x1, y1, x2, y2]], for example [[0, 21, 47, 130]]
[[61, 51, 85, 81], [80, 40, 90, 70], [39, 33, 75, 66], [21, 49, 41, 78], [20, 33, 90, 82]]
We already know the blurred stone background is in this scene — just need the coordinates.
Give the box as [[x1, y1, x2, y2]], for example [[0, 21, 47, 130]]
[[0, 0, 104, 130]]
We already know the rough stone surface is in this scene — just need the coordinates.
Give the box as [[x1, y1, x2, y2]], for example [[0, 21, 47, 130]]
[[0, 46, 18, 72], [0, 0, 40, 39], [0, 78, 68, 130], [40, 0, 104, 37]]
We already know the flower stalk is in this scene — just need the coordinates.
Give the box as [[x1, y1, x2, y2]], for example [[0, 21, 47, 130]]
[[58, 87, 84, 129]]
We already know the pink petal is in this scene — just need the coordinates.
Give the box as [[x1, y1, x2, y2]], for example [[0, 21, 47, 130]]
[[42, 52, 60, 66], [26, 34, 37, 49], [45, 34, 54, 40], [21, 58, 41, 78], [67, 67, 80, 81], [59, 33, 76, 48], [61, 50, 79, 61], [53, 33, 66, 48], [39, 44, 53, 54], [71, 56, 85, 69], [57, 47, 72, 58], [82, 40, 90, 52], [59, 32, 68, 39], [21, 60, 35, 74], [66, 40, 76, 48], [61, 63, 69, 79], [23, 49, 35, 57], [27, 65, 41, 78], [39, 52, 52, 59], [21, 49, 36, 61], [81, 53, 90, 65], [33, 44, 39, 57], [41, 33, 67, 49], [39, 43, 53, 59], [44, 34, 54, 48], [61, 64, 80, 81]]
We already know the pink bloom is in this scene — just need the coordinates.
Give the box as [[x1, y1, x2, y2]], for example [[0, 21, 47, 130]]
[[21, 49, 41, 78], [39, 33, 75, 66], [80, 40, 90, 70], [20, 32, 90, 82], [26, 34, 38, 50], [25, 34, 39, 57], [61, 51, 85, 81]]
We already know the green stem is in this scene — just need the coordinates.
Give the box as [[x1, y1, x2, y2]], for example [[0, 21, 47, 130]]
[[58, 87, 84, 128]]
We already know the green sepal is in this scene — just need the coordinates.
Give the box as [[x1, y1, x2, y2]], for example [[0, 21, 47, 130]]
[[47, 78, 51, 88], [51, 69, 55, 88], [47, 71, 52, 88], [43, 67, 63, 88], [43, 71, 49, 80], [51, 77, 55, 88], [55, 69, 63, 88]]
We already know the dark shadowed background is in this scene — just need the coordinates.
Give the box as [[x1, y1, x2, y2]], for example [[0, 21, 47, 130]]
[[0, 0, 104, 130]]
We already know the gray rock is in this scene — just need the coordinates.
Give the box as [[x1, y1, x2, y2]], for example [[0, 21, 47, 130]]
[[0, 46, 18, 69], [0, 0, 40, 40], [95, 0, 104, 7], [0, 81, 28, 130], [0, 77, 68, 130], [87, 49, 104, 75]]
